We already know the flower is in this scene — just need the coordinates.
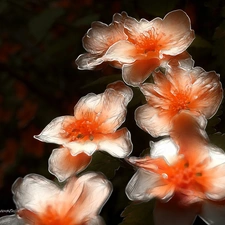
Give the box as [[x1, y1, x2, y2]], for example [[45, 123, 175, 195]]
[[34, 81, 133, 158], [135, 65, 223, 137], [76, 10, 195, 87], [126, 138, 225, 224], [0, 172, 112, 225]]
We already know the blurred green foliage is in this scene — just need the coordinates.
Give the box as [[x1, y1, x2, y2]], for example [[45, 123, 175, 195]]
[[0, 0, 225, 224]]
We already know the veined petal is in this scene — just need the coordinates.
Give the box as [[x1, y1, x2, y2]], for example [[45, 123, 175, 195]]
[[122, 58, 160, 87], [159, 10, 195, 56], [126, 169, 173, 201], [0, 215, 24, 225], [67, 173, 112, 222], [48, 148, 92, 182], [98, 127, 132, 158], [106, 80, 133, 105], [12, 174, 60, 212], [104, 40, 137, 63], [150, 138, 179, 164], [34, 116, 72, 145], [66, 141, 97, 156], [135, 104, 172, 137], [75, 53, 104, 70]]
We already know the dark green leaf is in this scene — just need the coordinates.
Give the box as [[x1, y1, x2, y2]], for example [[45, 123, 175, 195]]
[[83, 151, 121, 179], [120, 200, 155, 225]]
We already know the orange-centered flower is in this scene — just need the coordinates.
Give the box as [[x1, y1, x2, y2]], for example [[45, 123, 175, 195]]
[[0, 173, 112, 225], [126, 138, 225, 225], [76, 10, 195, 87], [135, 65, 223, 137], [34, 81, 133, 158]]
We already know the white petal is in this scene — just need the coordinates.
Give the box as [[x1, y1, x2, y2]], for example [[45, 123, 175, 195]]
[[200, 201, 225, 225], [150, 138, 179, 164], [0, 215, 24, 225], [12, 174, 60, 213], [86, 216, 105, 225], [104, 40, 137, 63], [48, 148, 91, 182], [135, 104, 172, 137], [66, 173, 112, 222], [34, 116, 72, 145], [66, 141, 97, 156], [98, 128, 132, 158], [125, 169, 172, 201]]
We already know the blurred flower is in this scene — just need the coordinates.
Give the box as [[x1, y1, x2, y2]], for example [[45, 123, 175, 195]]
[[34, 81, 133, 158], [0, 172, 112, 225], [76, 10, 195, 87], [135, 65, 223, 137], [126, 138, 225, 224]]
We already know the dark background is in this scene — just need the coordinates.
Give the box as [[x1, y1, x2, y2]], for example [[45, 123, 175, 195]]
[[0, 0, 225, 224]]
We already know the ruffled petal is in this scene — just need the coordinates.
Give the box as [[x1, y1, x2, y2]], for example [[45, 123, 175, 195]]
[[66, 173, 112, 223], [126, 169, 173, 202], [104, 40, 137, 63], [135, 104, 172, 137], [98, 128, 132, 158], [122, 58, 160, 87], [150, 138, 178, 164], [48, 147, 92, 182], [106, 80, 133, 105], [0, 215, 24, 225], [12, 174, 60, 212], [34, 116, 72, 145], [75, 53, 104, 70], [159, 10, 195, 56]]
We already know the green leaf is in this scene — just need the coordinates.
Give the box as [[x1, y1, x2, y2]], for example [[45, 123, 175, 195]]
[[120, 200, 155, 225], [83, 151, 121, 179], [28, 8, 64, 42]]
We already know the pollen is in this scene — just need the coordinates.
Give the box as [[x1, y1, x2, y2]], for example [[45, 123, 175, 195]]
[[61, 116, 101, 142]]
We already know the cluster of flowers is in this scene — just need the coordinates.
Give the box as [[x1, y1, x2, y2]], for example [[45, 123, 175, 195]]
[[1, 9, 225, 225]]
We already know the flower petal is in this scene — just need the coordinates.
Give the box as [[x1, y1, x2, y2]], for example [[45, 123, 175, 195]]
[[135, 104, 172, 137], [159, 10, 195, 56], [126, 169, 173, 202], [34, 116, 72, 145], [104, 40, 137, 63], [150, 138, 178, 164], [66, 173, 112, 222], [98, 127, 132, 158], [0, 215, 24, 225], [122, 58, 160, 87], [48, 147, 92, 182], [12, 174, 60, 212]]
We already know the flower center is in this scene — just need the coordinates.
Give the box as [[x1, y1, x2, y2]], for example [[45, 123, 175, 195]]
[[169, 90, 190, 114], [61, 118, 100, 142]]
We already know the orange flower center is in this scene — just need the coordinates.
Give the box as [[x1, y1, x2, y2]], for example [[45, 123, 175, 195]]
[[163, 157, 206, 192], [168, 90, 190, 114], [36, 205, 75, 225], [61, 117, 101, 142]]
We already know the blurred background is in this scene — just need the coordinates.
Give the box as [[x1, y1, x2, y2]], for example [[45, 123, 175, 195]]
[[0, 0, 225, 224]]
